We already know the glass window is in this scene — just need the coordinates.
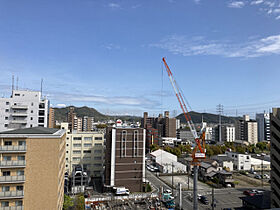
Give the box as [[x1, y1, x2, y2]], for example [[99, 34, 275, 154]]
[[94, 137, 102, 140], [17, 156, 25, 161], [73, 157, 81, 161], [94, 156, 102, 160], [16, 186, 23, 191], [3, 156, 11, 161], [73, 137, 82, 140], [38, 110, 45, 116], [17, 170, 24, 176], [18, 141, 26, 146], [83, 150, 91, 153], [73, 144, 81, 147], [84, 143, 92, 147], [15, 201, 23, 206], [4, 124, 8, 127], [38, 117, 44, 123], [83, 157, 91, 160], [1, 201, 9, 207], [6, 102, 9, 105], [94, 150, 102, 153], [73, 150, 81, 154], [5, 109, 9, 112], [84, 137, 92, 141], [2, 186, 10, 192], [3, 171, 10, 176], [94, 143, 102, 146], [5, 117, 8, 120], [4, 141, 12, 146]]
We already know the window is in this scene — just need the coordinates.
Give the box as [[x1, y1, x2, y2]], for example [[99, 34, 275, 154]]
[[94, 143, 102, 146], [121, 131, 127, 157], [6, 102, 9, 105], [3, 156, 11, 161], [18, 141, 26, 146], [73, 150, 81, 154], [15, 93, 20, 96], [66, 158, 68, 161], [3, 171, 10, 176], [31, 110, 33, 113], [4, 141, 12, 146], [38, 110, 45, 116], [18, 156, 25, 161], [84, 143, 92, 147], [94, 156, 101, 160], [30, 117, 33, 120], [4, 124, 8, 127], [94, 150, 102, 154], [5, 109, 9, 112], [39, 103, 45, 108], [16, 186, 23, 191], [93, 163, 102, 167], [66, 164, 68, 167], [73, 144, 81, 147], [17, 170, 24, 176], [38, 117, 44, 123], [30, 124, 33, 127], [73, 157, 81, 161], [94, 137, 102, 140], [84, 150, 91, 153], [15, 201, 22, 206], [1, 201, 9, 207], [5, 117, 8, 120], [73, 137, 82, 140], [31, 102, 33, 106], [2, 186, 10, 192], [83, 157, 91, 160], [84, 137, 92, 141]]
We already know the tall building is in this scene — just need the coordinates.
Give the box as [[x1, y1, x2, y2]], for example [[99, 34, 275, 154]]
[[0, 127, 66, 209], [214, 125, 235, 142], [105, 127, 145, 192], [67, 106, 76, 131], [256, 113, 271, 142], [48, 107, 55, 128], [61, 123, 104, 178], [82, 116, 95, 132], [235, 115, 258, 145], [270, 108, 280, 208], [0, 90, 49, 132]]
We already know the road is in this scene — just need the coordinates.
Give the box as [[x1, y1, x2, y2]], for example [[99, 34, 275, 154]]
[[146, 170, 271, 210]]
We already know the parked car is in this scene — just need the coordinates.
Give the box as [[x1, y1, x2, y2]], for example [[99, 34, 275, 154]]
[[251, 189, 265, 194], [263, 174, 270, 179], [255, 174, 261, 179], [198, 195, 209, 205], [243, 190, 256, 196]]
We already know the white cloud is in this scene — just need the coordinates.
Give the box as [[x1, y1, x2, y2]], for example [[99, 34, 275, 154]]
[[194, 0, 201, 4], [150, 34, 280, 58], [251, 0, 264, 5], [228, 1, 245, 8], [108, 3, 121, 9], [276, 15, 280, 19], [103, 43, 121, 50], [56, 104, 66, 108]]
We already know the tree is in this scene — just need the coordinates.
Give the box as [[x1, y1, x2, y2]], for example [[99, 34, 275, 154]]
[[150, 144, 160, 152], [63, 195, 74, 210], [256, 142, 267, 151]]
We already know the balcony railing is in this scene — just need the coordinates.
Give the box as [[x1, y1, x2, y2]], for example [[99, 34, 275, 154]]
[[0, 207, 24, 210], [0, 176, 25, 183], [10, 120, 27, 124], [0, 146, 26, 152], [11, 105, 28, 110], [11, 113, 28, 117], [0, 160, 26, 168], [0, 190, 24, 199]]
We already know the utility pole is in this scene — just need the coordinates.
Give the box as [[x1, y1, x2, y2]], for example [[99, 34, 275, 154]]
[[179, 183, 182, 210], [217, 104, 224, 142], [193, 165, 198, 210], [187, 163, 190, 190], [172, 162, 174, 195]]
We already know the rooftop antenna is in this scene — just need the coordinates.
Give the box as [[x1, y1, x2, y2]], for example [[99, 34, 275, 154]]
[[40, 78, 43, 98], [16, 76, 18, 90], [12, 75, 14, 92]]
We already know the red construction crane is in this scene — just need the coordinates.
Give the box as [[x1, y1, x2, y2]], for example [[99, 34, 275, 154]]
[[162, 57, 206, 164]]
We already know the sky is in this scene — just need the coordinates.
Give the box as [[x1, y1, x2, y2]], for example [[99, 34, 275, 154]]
[[0, 0, 280, 117]]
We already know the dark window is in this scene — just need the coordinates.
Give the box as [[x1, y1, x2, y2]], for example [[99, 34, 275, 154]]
[[1, 201, 9, 207], [4, 124, 8, 127], [39, 103, 45, 109], [30, 117, 33, 120], [31, 110, 33, 113], [84, 150, 91, 153], [38, 110, 45, 116], [38, 117, 44, 123], [16, 186, 23, 191], [15, 94, 20, 96], [94, 137, 102, 140], [73, 137, 82, 140], [5, 102, 9, 105], [5, 109, 9, 112], [4, 141, 12, 146], [3, 171, 10, 176], [5, 117, 8, 120]]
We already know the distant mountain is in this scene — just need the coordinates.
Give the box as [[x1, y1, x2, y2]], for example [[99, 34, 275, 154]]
[[176, 111, 241, 124], [53, 106, 141, 122]]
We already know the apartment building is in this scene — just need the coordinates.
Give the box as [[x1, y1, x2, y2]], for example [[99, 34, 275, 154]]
[[214, 125, 235, 142], [270, 108, 280, 208], [48, 107, 55, 128], [225, 151, 251, 171], [0, 127, 66, 210], [105, 127, 145, 192], [235, 115, 258, 145], [61, 123, 104, 178], [256, 113, 271, 142], [0, 90, 49, 132]]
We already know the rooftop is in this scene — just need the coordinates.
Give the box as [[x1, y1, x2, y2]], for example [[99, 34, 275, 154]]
[[212, 155, 233, 162], [0, 127, 59, 135]]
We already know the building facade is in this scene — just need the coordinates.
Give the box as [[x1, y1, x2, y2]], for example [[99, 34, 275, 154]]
[[0, 90, 49, 132], [256, 113, 270, 142], [48, 107, 55, 128], [105, 127, 145, 192], [270, 108, 280, 208], [0, 127, 65, 210], [225, 151, 251, 171], [235, 115, 258, 145], [61, 123, 104, 178]]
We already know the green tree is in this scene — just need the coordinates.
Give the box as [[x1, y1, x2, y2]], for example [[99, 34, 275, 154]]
[[185, 144, 192, 154], [236, 146, 245, 154], [63, 195, 74, 210], [150, 144, 160, 152], [256, 142, 267, 151]]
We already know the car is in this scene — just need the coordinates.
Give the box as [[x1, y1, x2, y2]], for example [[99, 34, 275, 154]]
[[263, 174, 270, 179], [164, 189, 172, 194], [226, 184, 232, 188], [255, 174, 261, 179], [199, 195, 209, 205], [243, 190, 256, 196], [251, 189, 265, 194]]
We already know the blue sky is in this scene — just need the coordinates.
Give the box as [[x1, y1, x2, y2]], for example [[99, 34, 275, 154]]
[[0, 0, 279, 117]]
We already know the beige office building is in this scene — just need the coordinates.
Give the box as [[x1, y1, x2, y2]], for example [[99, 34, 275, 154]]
[[0, 127, 66, 210], [61, 123, 104, 178]]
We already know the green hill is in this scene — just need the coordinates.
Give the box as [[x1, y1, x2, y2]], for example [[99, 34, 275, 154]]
[[176, 111, 241, 124], [53, 106, 141, 122]]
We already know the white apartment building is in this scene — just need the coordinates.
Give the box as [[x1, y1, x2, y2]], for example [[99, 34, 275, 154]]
[[61, 123, 104, 178], [247, 120, 258, 145], [226, 151, 251, 171], [0, 90, 49, 132], [226, 126, 235, 142], [256, 113, 270, 142]]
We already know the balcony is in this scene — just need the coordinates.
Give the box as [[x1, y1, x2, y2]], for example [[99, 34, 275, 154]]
[[0, 191, 24, 199], [0, 176, 25, 184], [11, 105, 28, 110], [0, 146, 26, 153], [0, 207, 24, 210], [10, 120, 27, 124], [0, 161, 26, 168], [11, 113, 27, 117]]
